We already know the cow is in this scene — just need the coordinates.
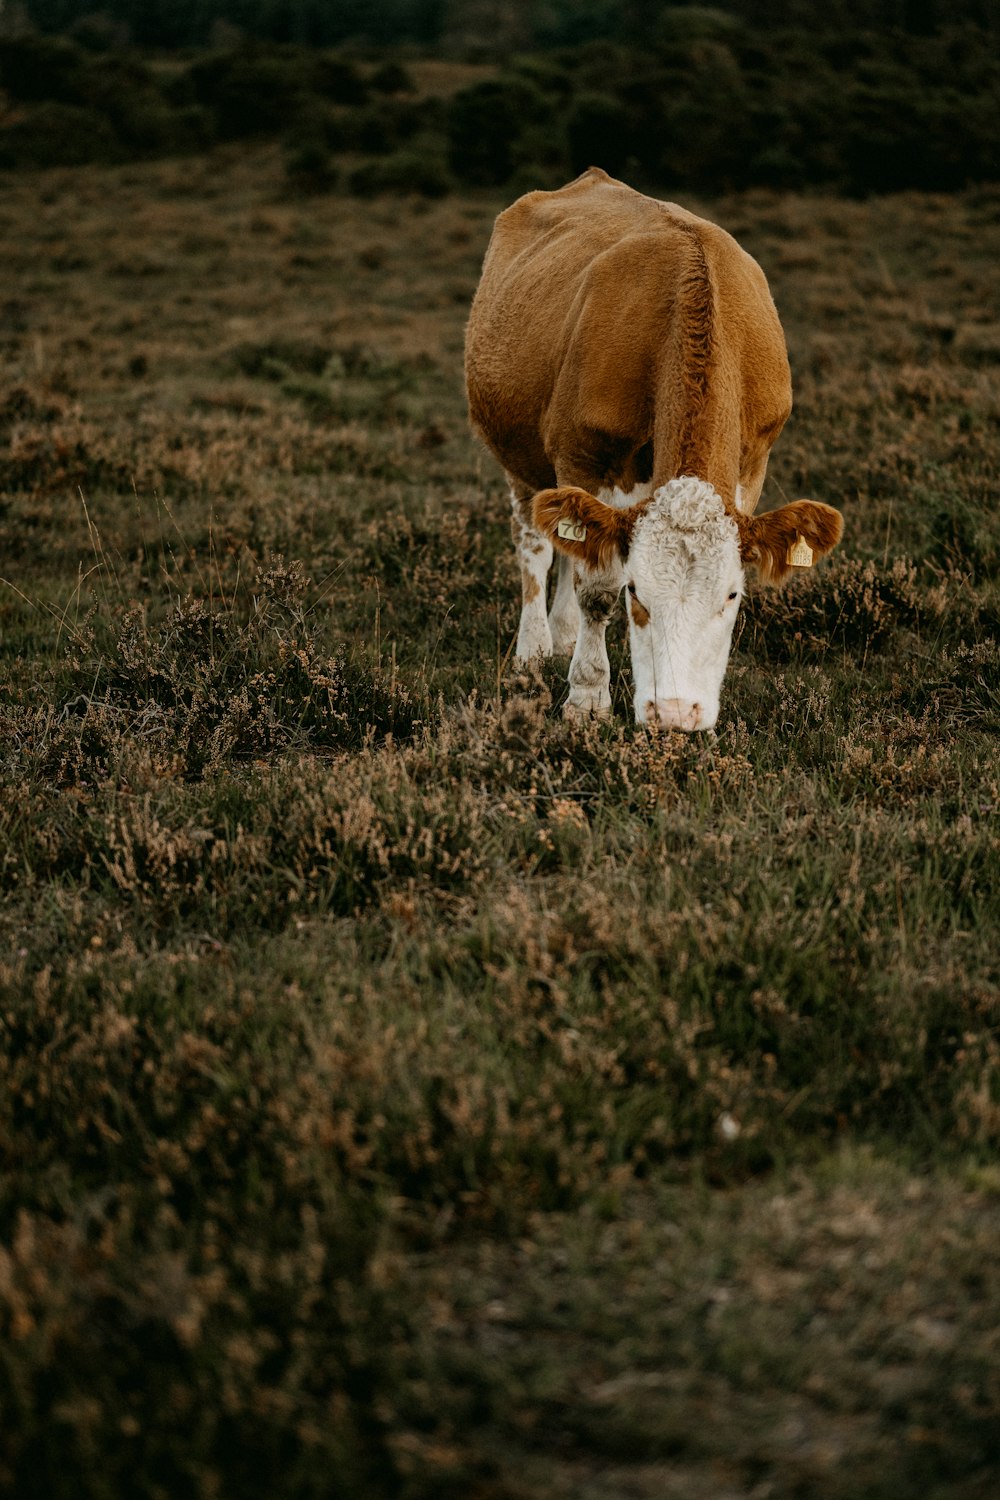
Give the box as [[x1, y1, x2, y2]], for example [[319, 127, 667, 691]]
[[465, 167, 843, 731]]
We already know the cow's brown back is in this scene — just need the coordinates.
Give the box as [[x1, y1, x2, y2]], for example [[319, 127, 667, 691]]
[[465, 168, 791, 512]]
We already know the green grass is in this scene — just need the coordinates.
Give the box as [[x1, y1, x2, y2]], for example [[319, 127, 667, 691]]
[[1, 150, 999, 1498]]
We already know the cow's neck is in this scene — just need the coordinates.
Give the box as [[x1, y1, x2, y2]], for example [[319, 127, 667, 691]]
[[652, 222, 740, 509]]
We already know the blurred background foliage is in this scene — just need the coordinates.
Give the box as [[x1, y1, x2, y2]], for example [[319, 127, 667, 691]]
[[1, 2, 998, 192]]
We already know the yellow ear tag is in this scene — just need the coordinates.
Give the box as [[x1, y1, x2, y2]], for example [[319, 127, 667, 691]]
[[787, 534, 814, 568], [557, 519, 588, 542]]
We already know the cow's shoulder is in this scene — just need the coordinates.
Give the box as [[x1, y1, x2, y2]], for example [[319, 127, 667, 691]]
[[488, 167, 664, 260]]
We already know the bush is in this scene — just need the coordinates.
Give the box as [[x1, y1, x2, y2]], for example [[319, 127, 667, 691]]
[[0, 34, 201, 165], [1, 25, 996, 195], [566, 91, 632, 176], [178, 45, 374, 144], [627, 41, 752, 188], [184, 44, 319, 138], [291, 102, 352, 152], [284, 138, 339, 195], [349, 148, 453, 199], [368, 60, 414, 95], [0, 34, 86, 103], [446, 76, 556, 186], [508, 54, 576, 99], [0, 100, 119, 168], [68, 13, 131, 52], [314, 53, 369, 105], [344, 97, 428, 155], [656, 4, 745, 44]]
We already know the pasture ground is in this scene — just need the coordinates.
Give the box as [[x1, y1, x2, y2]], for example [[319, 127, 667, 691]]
[[1, 148, 999, 1498]]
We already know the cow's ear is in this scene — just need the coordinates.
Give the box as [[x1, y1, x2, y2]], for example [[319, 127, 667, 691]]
[[533, 486, 636, 571], [738, 500, 843, 584]]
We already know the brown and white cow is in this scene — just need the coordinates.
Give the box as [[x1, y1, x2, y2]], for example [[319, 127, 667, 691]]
[[465, 167, 843, 730]]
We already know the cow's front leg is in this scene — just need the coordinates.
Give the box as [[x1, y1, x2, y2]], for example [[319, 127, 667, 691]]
[[564, 572, 620, 717], [511, 486, 554, 661]]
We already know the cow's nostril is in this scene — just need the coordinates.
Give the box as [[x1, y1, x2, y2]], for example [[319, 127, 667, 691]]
[[656, 698, 702, 731]]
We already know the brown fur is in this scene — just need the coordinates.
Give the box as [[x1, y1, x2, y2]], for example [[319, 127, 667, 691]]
[[629, 593, 651, 629], [466, 168, 844, 575], [672, 221, 717, 479], [520, 567, 542, 603], [533, 487, 639, 572], [467, 169, 794, 508], [736, 501, 844, 584]]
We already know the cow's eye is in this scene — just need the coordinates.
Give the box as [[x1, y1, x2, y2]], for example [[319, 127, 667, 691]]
[[627, 581, 637, 596], [727, 591, 738, 601]]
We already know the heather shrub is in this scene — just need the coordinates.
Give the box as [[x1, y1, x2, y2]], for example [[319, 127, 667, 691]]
[[2, 138, 1000, 1500], [228, 337, 333, 379], [740, 556, 940, 661], [0, 421, 133, 494], [51, 557, 425, 777], [914, 639, 1000, 732]]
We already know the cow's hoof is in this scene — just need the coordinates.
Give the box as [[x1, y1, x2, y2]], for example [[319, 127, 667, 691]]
[[563, 694, 611, 720]]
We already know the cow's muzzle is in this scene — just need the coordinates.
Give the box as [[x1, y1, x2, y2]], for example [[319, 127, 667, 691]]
[[647, 698, 705, 732]]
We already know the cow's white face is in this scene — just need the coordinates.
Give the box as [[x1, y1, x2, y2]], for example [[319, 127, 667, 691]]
[[624, 480, 743, 730], [534, 476, 844, 731]]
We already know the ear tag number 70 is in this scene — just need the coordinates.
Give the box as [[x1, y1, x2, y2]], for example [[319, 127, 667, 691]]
[[557, 519, 588, 542]]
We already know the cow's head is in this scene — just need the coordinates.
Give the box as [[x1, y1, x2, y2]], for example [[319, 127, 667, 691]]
[[534, 477, 843, 730]]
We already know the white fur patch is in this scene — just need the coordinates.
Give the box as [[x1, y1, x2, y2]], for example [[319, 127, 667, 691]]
[[653, 476, 729, 533], [596, 482, 654, 511]]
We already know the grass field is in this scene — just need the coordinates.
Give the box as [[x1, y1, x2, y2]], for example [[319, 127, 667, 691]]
[[1, 147, 999, 1498]]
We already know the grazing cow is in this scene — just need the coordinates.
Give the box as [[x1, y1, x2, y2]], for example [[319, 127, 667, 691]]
[[465, 167, 843, 730]]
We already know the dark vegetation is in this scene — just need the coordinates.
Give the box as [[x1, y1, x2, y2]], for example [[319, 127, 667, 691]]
[[2, 3, 999, 193], [16, 0, 1000, 50], [1, 140, 999, 1495]]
